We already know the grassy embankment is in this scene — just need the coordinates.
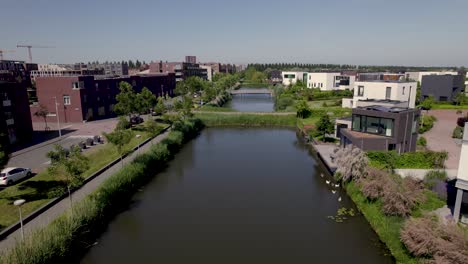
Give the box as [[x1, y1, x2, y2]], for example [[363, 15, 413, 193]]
[[346, 181, 445, 264], [0, 119, 203, 264], [195, 112, 297, 127], [0, 122, 165, 232]]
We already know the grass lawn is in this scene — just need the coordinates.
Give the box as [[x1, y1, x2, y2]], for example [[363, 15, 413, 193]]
[[195, 112, 297, 127], [430, 104, 468, 110], [346, 181, 446, 264], [198, 105, 237, 112], [307, 99, 340, 108], [0, 123, 164, 231]]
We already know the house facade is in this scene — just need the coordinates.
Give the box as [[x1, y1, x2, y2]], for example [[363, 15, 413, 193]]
[[342, 80, 417, 109], [306, 72, 355, 91], [420, 74, 465, 102], [281, 71, 306, 86], [339, 105, 420, 153], [31, 74, 175, 123]]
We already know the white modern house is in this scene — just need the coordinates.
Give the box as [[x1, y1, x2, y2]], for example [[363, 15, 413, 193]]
[[405, 71, 458, 83], [454, 122, 468, 223], [282, 71, 306, 86], [306, 72, 355, 91], [342, 80, 417, 109]]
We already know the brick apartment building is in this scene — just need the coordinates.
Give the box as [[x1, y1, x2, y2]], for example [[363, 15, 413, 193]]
[[31, 73, 175, 123], [0, 71, 33, 147], [149, 61, 207, 81]]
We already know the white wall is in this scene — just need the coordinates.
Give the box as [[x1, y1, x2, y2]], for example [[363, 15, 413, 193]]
[[406, 71, 459, 83], [352, 81, 417, 108], [282, 71, 304, 86], [307, 72, 343, 91], [200, 65, 213, 81], [457, 123, 468, 182]]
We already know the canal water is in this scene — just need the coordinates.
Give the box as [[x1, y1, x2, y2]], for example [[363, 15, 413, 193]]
[[81, 128, 392, 264], [224, 87, 274, 112]]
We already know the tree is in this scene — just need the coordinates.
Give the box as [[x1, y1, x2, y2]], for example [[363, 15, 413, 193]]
[[103, 129, 133, 167], [316, 113, 334, 140], [453, 92, 467, 106], [153, 97, 166, 116], [295, 99, 311, 118], [174, 95, 193, 119], [114, 81, 138, 117], [421, 96, 434, 112], [116, 116, 131, 130], [135, 60, 142, 69], [47, 145, 89, 214], [331, 145, 368, 182], [137, 87, 156, 115], [145, 119, 162, 144], [128, 60, 135, 69], [34, 104, 50, 131]]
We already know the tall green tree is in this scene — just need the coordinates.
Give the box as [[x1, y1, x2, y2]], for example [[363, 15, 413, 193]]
[[103, 129, 133, 167], [47, 145, 89, 214], [114, 82, 138, 117], [128, 60, 135, 69], [174, 95, 193, 119], [153, 97, 166, 116], [316, 113, 335, 141], [421, 96, 435, 113], [295, 100, 311, 118], [138, 87, 157, 115]]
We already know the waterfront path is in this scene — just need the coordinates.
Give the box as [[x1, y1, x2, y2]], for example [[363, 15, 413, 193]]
[[0, 130, 170, 254], [194, 111, 295, 115], [230, 88, 272, 95]]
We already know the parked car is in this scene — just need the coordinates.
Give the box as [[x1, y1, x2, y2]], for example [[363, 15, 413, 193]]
[[0, 167, 32, 186], [130, 115, 144, 125]]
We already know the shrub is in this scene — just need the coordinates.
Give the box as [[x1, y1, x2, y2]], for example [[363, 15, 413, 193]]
[[400, 215, 468, 264], [116, 116, 131, 130], [423, 170, 447, 189], [360, 168, 390, 200], [367, 151, 448, 169], [419, 115, 436, 134], [276, 94, 295, 110], [457, 116, 468, 127], [321, 102, 328, 107], [381, 177, 425, 217], [416, 136, 427, 147], [332, 146, 368, 182], [452, 126, 464, 139]]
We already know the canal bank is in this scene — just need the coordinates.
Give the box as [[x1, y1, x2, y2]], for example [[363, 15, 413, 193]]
[[80, 128, 392, 264]]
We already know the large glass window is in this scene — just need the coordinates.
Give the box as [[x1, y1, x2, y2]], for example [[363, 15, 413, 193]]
[[366, 116, 380, 133], [352, 114, 394, 137], [358, 86, 364, 96], [381, 118, 394, 136], [352, 115, 362, 131]]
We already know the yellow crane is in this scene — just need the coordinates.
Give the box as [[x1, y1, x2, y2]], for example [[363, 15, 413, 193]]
[[0, 50, 15, 60], [16, 44, 55, 63]]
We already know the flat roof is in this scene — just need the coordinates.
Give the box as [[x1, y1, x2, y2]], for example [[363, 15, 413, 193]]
[[356, 105, 411, 113], [356, 80, 415, 83], [342, 129, 388, 139], [359, 99, 406, 104]]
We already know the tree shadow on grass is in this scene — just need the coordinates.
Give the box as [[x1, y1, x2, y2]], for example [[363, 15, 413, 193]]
[[7, 180, 66, 202]]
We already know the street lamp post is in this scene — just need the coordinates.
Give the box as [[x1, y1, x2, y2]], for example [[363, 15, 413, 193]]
[[14, 199, 26, 241], [136, 134, 141, 154], [53, 96, 62, 137]]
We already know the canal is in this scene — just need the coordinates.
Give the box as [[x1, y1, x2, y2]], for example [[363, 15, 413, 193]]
[[224, 87, 274, 112], [81, 128, 392, 263]]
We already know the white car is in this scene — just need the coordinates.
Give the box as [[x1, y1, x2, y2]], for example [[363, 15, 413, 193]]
[[0, 167, 32, 186]]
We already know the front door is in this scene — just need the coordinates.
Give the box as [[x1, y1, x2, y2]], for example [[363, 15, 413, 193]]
[[385, 87, 391, 100]]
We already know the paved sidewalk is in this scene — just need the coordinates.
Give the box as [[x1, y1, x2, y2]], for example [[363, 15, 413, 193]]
[[423, 110, 461, 169], [0, 130, 170, 254]]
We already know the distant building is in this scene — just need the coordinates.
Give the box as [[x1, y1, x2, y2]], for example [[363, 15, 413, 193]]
[[338, 105, 420, 153], [200, 62, 238, 74], [357, 72, 404, 82], [185, 56, 197, 64], [342, 80, 417, 109], [306, 72, 355, 91], [420, 74, 465, 102], [76, 62, 128, 76], [281, 71, 306, 86], [200, 65, 213, 81], [405, 71, 458, 83], [31, 74, 175, 123], [149, 61, 207, 81], [31, 64, 104, 81], [269, 70, 282, 84], [0, 67, 33, 147]]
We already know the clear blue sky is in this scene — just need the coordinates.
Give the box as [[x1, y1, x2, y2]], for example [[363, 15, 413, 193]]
[[2, 0, 467, 66]]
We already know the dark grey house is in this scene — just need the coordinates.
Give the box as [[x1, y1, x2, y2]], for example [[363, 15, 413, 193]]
[[339, 105, 420, 153], [420, 74, 465, 102]]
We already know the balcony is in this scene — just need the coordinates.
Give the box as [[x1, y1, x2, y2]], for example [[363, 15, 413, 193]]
[[5, 118, 14, 126], [2, 100, 11, 107]]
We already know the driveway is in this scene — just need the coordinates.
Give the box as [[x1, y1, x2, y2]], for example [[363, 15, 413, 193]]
[[422, 109, 462, 169]]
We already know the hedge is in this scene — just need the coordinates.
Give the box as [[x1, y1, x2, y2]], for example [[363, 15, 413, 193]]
[[367, 150, 448, 169]]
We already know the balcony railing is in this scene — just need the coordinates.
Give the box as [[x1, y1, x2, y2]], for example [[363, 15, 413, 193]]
[[2, 100, 11, 107]]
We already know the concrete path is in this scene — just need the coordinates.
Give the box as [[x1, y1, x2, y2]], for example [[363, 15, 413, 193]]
[[422, 110, 462, 169], [0, 130, 170, 254], [194, 111, 295, 115]]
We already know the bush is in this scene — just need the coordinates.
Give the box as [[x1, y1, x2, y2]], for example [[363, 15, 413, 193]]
[[276, 94, 295, 110], [416, 136, 427, 147], [116, 116, 131, 130], [457, 116, 468, 127], [367, 151, 448, 169], [332, 146, 368, 182], [400, 215, 468, 264], [452, 126, 464, 139], [419, 115, 436, 134], [360, 168, 390, 200], [423, 170, 447, 189]]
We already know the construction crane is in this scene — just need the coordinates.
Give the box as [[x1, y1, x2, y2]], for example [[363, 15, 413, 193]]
[[16, 44, 55, 63], [0, 50, 15, 61]]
